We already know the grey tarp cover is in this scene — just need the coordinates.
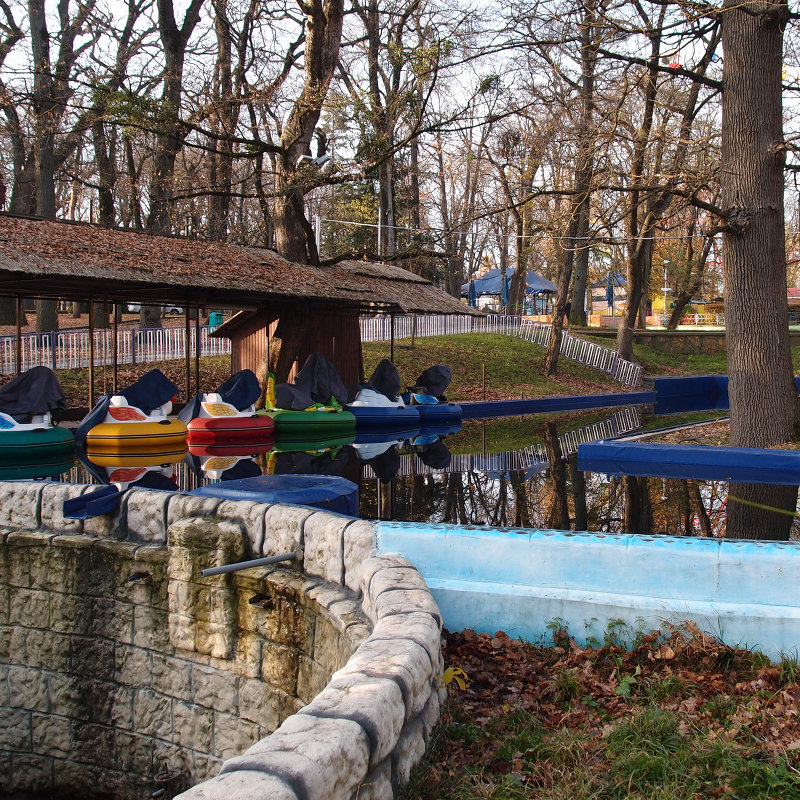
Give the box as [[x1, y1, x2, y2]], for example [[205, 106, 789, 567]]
[[0, 366, 67, 422], [275, 353, 349, 410]]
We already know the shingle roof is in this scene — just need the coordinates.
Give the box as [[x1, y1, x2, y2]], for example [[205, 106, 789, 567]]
[[0, 214, 481, 316]]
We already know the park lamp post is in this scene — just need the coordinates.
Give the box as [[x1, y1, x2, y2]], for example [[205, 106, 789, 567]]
[[662, 259, 671, 325]]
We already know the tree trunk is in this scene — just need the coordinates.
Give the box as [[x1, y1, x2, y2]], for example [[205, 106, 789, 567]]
[[146, 0, 205, 235], [0, 298, 21, 326], [35, 299, 58, 332], [721, 0, 797, 539], [272, 0, 344, 264], [721, 0, 795, 448]]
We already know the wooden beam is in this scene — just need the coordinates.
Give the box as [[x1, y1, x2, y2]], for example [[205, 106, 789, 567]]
[[15, 296, 22, 375], [88, 299, 95, 408]]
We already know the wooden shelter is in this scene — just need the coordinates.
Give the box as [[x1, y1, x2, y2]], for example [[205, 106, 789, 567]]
[[0, 214, 480, 395]]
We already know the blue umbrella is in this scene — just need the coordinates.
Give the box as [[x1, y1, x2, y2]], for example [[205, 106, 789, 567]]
[[468, 279, 477, 307]]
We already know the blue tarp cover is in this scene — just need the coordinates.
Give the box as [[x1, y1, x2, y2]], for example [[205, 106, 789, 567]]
[[460, 268, 556, 298], [189, 474, 359, 516], [460, 392, 656, 420], [578, 441, 800, 485]]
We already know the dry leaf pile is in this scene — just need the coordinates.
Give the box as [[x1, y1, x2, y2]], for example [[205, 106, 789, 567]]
[[404, 624, 800, 798]]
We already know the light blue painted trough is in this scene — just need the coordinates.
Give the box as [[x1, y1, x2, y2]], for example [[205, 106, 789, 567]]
[[376, 522, 800, 661]]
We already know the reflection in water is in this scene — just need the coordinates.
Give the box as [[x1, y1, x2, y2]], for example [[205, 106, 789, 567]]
[[43, 405, 800, 540]]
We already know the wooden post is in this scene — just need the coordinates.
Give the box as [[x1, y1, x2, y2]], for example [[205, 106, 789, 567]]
[[112, 302, 119, 392], [390, 312, 395, 362], [185, 309, 191, 402], [194, 309, 201, 394], [15, 296, 22, 375], [88, 300, 95, 408]]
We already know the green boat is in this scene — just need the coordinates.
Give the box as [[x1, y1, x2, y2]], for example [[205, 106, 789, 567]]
[[258, 408, 356, 440]]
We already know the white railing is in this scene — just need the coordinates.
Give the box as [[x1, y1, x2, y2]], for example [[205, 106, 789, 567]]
[[359, 313, 518, 341], [358, 313, 642, 387], [515, 319, 643, 387], [0, 326, 230, 374], [658, 312, 725, 327]]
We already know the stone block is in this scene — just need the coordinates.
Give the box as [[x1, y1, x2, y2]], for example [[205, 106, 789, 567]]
[[174, 770, 298, 800], [167, 495, 223, 530], [391, 717, 426, 789], [46, 672, 87, 720], [9, 588, 51, 629], [343, 519, 377, 594], [115, 644, 153, 688], [343, 621, 372, 656], [369, 565, 430, 596], [237, 678, 280, 732], [7, 752, 52, 793], [192, 752, 224, 783], [8, 666, 49, 712], [0, 624, 9, 663], [261, 643, 298, 695], [263, 505, 311, 557], [303, 512, 348, 584], [152, 738, 195, 783], [151, 654, 193, 703], [0, 751, 10, 791], [80, 484, 123, 539], [212, 711, 261, 761], [69, 635, 115, 681], [111, 685, 135, 731], [116, 730, 153, 775], [40, 483, 85, 534], [335, 638, 433, 720], [355, 759, 393, 800], [296, 654, 330, 705], [133, 603, 170, 651], [358, 555, 415, 595], [234, 632, 262, 679], [216, 499, 267, 556], [0, 481, 43, 530], [173, 700, 214, 753], [169, 610, 197, 652], [72, 721, 116, 766], [1, 708, 31, 750], [222, 714, 369, 800], [298, 674, 404, 766], [0, 664, 8, 706], [370, 610, 442, 669], [133, 689, 172, 739], [121, 488, 171, 543], [193, 665, 238, 714], [419, 684, 441, 742], [370, 588, 441, 627]]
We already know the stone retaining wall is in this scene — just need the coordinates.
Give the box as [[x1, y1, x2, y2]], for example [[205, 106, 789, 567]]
[[0, 481, 444, 800]]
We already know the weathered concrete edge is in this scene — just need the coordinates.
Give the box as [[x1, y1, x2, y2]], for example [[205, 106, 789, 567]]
[[0, 481, 444, 800]]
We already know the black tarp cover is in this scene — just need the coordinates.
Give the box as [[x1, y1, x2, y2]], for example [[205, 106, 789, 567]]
[[413, 365, 452, 400], [75, 368, 179, 447], [347, 358, 403, 403], [179, 369, 261, 422], [0, 366, 67, 423], [275, 353, 349, 410]]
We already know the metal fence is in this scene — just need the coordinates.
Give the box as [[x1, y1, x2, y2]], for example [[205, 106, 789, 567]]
[[0, 325, 230, 374], [515, 319, 643, 387], [1, 313, 641, 387], [360, 313, 642, 386], [363, 405, 643, 479]]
